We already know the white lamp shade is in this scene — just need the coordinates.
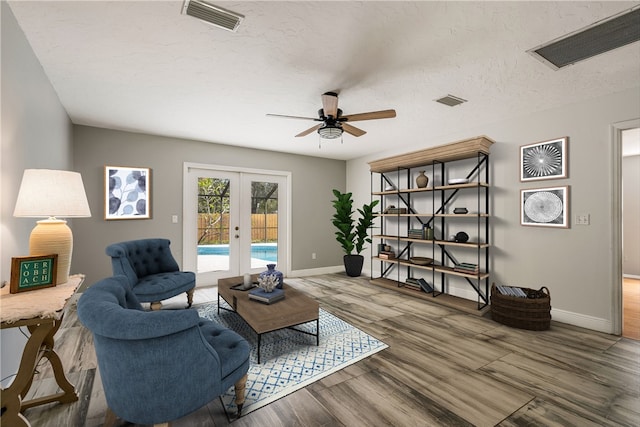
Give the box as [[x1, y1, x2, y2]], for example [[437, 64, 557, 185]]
[[13, 169, 91, 218], [14, 169, 91, 284]]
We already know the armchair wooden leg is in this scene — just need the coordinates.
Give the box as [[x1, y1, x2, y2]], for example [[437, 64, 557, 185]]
[[104, 407, 118, 427], [186, 288, 195, 308], [234, 374, 248, 416]]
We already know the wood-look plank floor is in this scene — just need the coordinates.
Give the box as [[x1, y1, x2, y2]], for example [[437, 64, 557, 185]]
[[20, 274, 640, 427], [623, 277, 640, 340]]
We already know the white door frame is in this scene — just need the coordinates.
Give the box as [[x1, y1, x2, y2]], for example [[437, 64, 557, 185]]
[[610, 118, 640, 335], [183, 162, 291, 286]]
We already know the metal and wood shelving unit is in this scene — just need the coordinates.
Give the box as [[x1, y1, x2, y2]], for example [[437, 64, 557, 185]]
[[368, 136, 494, 315]]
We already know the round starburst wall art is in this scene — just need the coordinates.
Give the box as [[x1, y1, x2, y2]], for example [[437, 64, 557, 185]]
[[520, 137, 568, 182]]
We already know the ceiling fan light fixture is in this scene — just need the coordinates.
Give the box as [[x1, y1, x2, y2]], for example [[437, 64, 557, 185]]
[[318, 124, 343, 139]]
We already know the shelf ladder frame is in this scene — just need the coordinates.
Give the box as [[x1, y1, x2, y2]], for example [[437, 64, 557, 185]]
[[370, 151, 490, 310]]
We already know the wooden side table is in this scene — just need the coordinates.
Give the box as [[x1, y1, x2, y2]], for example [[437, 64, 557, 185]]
[[1, 274, 83, 427]]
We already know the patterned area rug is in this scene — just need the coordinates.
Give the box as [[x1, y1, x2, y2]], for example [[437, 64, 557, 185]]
[[197, 302, 388, 418]]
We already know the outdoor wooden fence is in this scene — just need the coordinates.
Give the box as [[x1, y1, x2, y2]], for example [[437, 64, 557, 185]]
[[198, 213, 277, 244]]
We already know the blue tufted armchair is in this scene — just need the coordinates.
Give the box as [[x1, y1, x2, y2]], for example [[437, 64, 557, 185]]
[[77, 275, 250, 426], [106, 238, 195, 310]]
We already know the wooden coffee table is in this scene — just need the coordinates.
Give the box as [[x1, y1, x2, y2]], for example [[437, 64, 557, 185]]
[[217, 275, 320, 363]]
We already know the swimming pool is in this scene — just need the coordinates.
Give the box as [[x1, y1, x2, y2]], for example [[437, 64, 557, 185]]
[[198, 244, 278, 262]]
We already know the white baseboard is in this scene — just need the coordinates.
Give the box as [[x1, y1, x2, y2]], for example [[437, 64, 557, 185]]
[[550, 308, 614, 334], [623, 274, 640, 280], [434, 284, 616, 334], [289, 270, 617, 335], [447, 285, 486, 301], [449, 286, 613, 334], [289, 265, 344, 277]]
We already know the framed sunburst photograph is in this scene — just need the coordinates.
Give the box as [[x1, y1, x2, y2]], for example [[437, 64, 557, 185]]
[[521, 186, 569, 228], [520, 137, 568, 182]]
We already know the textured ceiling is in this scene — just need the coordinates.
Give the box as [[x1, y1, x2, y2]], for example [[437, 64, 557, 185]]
[[8, 1, 640, 160]]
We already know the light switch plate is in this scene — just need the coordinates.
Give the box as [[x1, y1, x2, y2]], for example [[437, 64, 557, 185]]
[[575, 214, 590, 225]]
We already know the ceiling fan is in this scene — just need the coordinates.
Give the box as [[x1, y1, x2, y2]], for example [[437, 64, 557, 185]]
[[266, 92, 396, 139]]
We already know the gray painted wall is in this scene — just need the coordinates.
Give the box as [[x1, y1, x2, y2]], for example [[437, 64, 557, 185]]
[[72, 125, 346, 286], [1, 2, 74, 387], [349, 88, 640, 333], [623, 154, 640, 276]]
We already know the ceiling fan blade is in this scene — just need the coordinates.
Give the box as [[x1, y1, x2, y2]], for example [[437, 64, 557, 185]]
[[342, 109, 396, 122], [295, 124, 322, 137], [266, 113, 318, 121], [322, 92, 339, 118], [342, 123, 366, 137]]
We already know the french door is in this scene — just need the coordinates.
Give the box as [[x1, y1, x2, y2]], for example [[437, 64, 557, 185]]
[[183, 163, 289, 286]]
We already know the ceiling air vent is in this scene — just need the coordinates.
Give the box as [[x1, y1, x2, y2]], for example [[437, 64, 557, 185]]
[[435, 95, 467, 107], [528, 6, 640, 70], [182, 0, 244, 32]]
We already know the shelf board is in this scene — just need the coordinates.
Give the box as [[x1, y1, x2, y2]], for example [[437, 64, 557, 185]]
[[434, 182, 489, 190], [435, 213, 489, 218], [434, 240, 490, 249], [372, 182, 488, 195], [375, 213, 433, 217], [372, 237, 490, 249], [375, 213, 488, 218], [372, 257, 489, 279], [368, 136, 494, 173], [369, 277, 490, 316]]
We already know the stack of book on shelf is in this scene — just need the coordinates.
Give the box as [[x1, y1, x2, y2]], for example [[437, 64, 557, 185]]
[[248, 287, 284, 304], [454, 262, 479, 274], [408, 229, 423, 239], [404, 277, 421, 291], [496, 285, 527, 298], [378, 250, 395, 259], [405, 277, 434, 293], [384, 207, 407, 214]]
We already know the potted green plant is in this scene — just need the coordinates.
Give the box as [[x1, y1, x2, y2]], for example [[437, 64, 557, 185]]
[[331, 189, 379, 277]]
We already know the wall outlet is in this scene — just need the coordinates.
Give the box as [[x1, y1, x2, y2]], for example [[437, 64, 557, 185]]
[[171, 215, 179, 223], [575, 214, 590, 225], [312, 253, 317, 260]]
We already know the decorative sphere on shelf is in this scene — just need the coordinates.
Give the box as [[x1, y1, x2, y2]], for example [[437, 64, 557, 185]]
[[455, 232, 469, 243]]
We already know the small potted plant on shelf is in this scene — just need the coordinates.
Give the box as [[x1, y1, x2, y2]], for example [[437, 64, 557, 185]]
[[331, 189, 379, 277]]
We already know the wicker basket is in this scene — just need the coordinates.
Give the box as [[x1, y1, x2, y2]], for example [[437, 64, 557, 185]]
[[490, 283, 551, 331]]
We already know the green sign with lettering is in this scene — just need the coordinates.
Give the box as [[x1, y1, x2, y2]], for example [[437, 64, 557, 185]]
[[10, 254, 58, 293]]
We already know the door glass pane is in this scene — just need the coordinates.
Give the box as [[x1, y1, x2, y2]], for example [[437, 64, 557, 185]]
[[197, 177, 230, 273], [250, 181, 278, 269]]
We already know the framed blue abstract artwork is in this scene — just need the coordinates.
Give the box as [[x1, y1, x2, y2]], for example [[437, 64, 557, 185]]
[[104, 165, 151, 220]]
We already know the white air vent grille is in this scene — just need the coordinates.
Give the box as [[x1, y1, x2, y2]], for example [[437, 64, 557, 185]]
[[182, 0, 244, 32], [435, 95, 467, 107], [528, 6, 640, 69]]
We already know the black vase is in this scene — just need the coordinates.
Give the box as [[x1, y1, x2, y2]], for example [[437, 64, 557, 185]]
[[343, 254, 364, 277]]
